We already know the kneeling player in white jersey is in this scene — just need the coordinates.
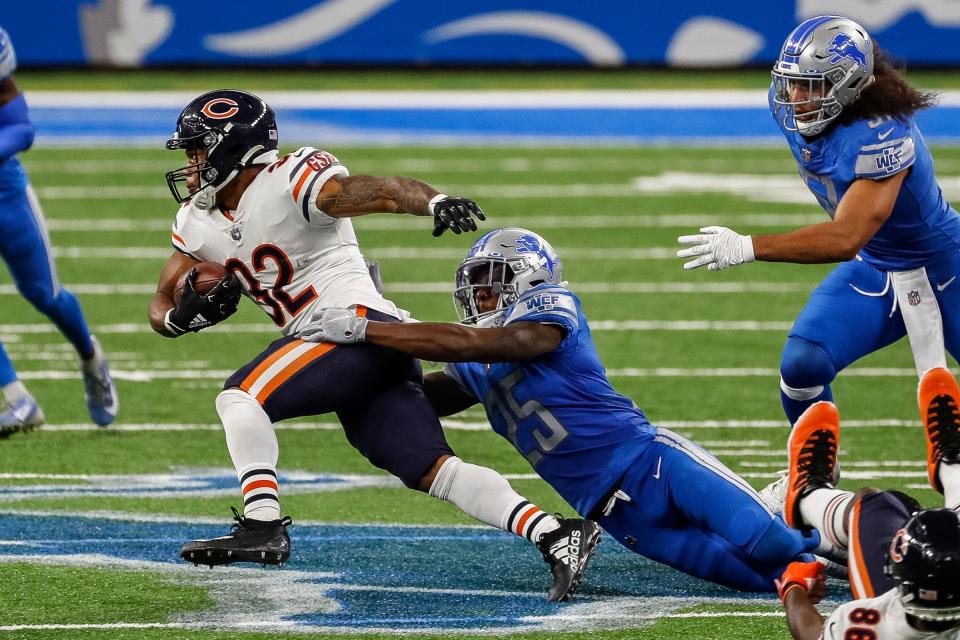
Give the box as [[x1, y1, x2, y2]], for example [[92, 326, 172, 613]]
[[147, 90, 598, 601], [773, 373, 960, 639]]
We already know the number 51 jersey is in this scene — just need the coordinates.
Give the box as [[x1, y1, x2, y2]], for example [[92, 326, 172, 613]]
[[446, 284, 656, 516], [170, 147, 399, 334]]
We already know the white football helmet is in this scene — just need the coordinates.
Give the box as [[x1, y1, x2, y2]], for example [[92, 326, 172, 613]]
[[453, 228, 563, 325]]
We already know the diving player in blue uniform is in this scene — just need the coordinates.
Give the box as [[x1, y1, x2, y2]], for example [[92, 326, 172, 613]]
[[676, 16, 960, 512], [299, 227, 821, 592], [0, 26, 117, 434]]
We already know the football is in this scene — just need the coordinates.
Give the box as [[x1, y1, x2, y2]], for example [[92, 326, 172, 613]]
[[174, 261, 235, 305]]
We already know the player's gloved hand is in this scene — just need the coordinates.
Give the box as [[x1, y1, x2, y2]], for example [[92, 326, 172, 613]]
[[298, 307, 369, 344], [677, 226, 755, 271], [775, 560, 827, 605], [164, 269, 241, 336], [429, 194, 486, 237]]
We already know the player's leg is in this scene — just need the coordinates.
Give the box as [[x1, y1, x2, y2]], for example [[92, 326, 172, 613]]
[[650, 428, 819, 564], [597, 462, 791, 592], [927, 255, 960, 510], [917, 366, 960, 509], [0, 182, 116, 425], [337, 349, 600, 601], [845, 489, 917, 599], [780, 260, 905, 425]]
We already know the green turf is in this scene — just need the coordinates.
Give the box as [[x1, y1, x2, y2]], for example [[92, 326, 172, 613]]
[[16, 68, 960, 91], [1, 140, 957, 639]]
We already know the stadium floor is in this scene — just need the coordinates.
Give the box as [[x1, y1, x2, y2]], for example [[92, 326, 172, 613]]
[[1, 142, 957, 639]]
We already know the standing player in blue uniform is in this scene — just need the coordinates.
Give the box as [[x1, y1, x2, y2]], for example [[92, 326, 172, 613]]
[[300, 227, 821, 592], [677, 16, 960, 513], [0, 26, 117, 435]]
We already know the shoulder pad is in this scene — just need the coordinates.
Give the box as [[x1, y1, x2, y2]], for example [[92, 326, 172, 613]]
[[853, 118, 916, 179], [504, 284, 579, 327]]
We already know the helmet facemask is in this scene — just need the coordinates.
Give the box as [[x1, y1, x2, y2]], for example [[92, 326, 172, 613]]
[[772, 73, 843, 136], [453, 258, 518, 326]]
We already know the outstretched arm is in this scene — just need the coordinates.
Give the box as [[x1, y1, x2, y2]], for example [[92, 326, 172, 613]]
[[678, 171, 906, 270], [298, 309, 564, 363], [782, 589, 825, 640], [365, 320, 563, 363], [315, 175, 485, 235]]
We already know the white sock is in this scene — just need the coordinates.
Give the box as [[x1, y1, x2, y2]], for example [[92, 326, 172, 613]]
[[429, 456, 560, 543], [800, 487, 854, 557], [940, 463, 960, 510], [216, 389, 281, 521], [2, 380, 28, 402]]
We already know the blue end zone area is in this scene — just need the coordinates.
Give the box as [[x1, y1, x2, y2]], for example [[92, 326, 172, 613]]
[[0, 513, 779, 633], [28, 103, 960, 147]]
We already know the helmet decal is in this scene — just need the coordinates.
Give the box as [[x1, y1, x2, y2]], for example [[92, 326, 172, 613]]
[[201, 98, 240, 119], [514, 233, 556, 278], [827, 32, 868, 69], [889, 528, 908, 563]]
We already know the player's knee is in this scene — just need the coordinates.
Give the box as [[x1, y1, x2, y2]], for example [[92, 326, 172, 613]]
[[18, 281, 58, 314], [215, 388, 262, 421], [748, 516, 812, 563], [780, 337, 837, 390]]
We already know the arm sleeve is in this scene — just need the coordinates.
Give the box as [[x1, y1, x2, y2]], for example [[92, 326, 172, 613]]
[[853, 119, 916, 180], [503, 285, 580, 351], [287, 147, 350, 226], [0, 94, 34, 160]]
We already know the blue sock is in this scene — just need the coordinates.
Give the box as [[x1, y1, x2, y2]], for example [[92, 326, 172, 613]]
[[0, 340, 16, 387], [780, 384, 834, 425]]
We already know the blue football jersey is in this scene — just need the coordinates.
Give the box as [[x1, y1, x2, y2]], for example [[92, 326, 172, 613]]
[[446, 284, 656, 516], [769, 88, 960, 270]]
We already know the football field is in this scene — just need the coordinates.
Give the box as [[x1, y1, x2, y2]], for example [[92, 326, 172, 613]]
[[1, 139, 958, 639]]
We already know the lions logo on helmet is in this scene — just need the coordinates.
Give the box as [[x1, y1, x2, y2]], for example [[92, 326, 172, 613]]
[[165, 89, 279, 209], [454, 228, 563, 325], [772, 16, 875, 136]]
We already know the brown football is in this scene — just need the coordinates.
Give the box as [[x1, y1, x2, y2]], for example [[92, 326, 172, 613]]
[[174, 262, 233, 305]]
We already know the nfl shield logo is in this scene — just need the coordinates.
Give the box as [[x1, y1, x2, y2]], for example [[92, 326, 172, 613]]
[[801, 148, 812, 162], [908, 290, 921, 306], [230, 225, 242, 241]]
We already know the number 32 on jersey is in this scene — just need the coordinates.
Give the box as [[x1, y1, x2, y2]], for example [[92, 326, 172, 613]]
[[225, 244, 317, 327]]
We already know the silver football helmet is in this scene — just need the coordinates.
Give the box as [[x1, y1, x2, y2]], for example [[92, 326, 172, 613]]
[[772, 15, 875, 137], [453, 228, 563, 325]]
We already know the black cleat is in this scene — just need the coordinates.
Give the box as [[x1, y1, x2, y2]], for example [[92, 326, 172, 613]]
[[535, 517, 601, 602], [181, 507, 291, 568]]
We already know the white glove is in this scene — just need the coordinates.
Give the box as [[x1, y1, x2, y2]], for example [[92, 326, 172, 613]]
[[297, 307, 368, 344], [677, 226, 756, 271]]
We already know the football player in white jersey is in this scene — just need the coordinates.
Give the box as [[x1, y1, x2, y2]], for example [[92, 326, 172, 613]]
[[147, 90, 599, 602], [770, 373, 960, 639]]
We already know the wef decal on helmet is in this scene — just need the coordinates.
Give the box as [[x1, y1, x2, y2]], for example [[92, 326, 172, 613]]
[[885, 508, 960, 622], [772, 15, 875, 137], [454, 228, 563, 325], [165, 89, 279, 209]]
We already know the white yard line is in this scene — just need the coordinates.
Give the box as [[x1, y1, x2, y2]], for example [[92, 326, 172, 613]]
[[44, 213, 825, 232], [0, 282, 816, 295]]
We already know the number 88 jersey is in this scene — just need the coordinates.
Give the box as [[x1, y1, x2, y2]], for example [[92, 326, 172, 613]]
[[822, 590, 960, 639], [170, 147, 399, 334]]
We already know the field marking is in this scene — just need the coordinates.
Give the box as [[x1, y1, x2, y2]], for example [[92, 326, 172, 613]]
[[6, 367, 938, 382], [743, 470, 926, 480], [740, 460, 923, 468], [43, 213, 825, 232], [0, 320, 802, 337], [0, 282, 815, 296], [12, 420, 919, 433], [48, 245, 682, 261]]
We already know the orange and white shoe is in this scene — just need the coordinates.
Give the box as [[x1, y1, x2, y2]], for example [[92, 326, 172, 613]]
[[918, 367, 960, 493], [785, 401, 840, 529]]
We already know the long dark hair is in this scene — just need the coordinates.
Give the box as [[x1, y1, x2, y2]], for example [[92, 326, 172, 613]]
[[837, 42, 939, 125]]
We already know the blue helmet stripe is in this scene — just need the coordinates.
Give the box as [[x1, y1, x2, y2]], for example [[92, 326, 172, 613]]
[[784, 15, 840, 55]]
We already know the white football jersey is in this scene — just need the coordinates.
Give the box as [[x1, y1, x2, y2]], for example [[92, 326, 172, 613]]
[[171, 147, 399, 335], [822, 588, 960, 639]]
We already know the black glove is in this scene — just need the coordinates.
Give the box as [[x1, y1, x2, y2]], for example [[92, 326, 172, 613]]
[[164, 269, 242, 336], [430, 195, 486, 237]]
